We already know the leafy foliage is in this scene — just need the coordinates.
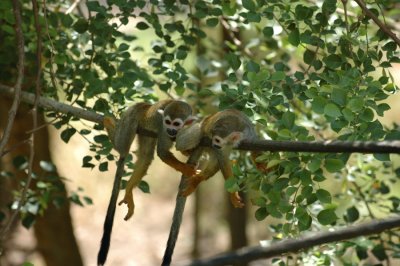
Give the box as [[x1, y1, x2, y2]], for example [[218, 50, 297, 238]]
[[1, 0, 400, 264]]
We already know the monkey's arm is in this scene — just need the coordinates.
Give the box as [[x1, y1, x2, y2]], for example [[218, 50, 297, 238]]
[[216, 149, 245, 208], [180, 148, 219, 197], [157, 133, 197, 177], [118, 136, 157, 220], [175, 122, 202, 151]]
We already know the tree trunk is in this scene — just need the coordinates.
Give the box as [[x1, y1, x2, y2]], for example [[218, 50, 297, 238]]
[[0, 98, 83, 266]]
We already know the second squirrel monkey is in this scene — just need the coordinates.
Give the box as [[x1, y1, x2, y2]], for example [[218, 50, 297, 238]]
[[98, 100, 197, 266], [175, 109, 265, 208]]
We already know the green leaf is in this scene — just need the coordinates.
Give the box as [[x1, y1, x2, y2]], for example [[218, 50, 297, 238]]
[[61, 128, 77, 143], [331, 88, 347, 106], [312, 97, 327, 114], [246, 61, 260, 72], [255, 207, 268, 221], [344, 206, 359, 222], [206, 18, 219, 27], [342, 108, 355, 122], [83, 196, 93, 205], [295, 5, 313, 20], [270, 71, 285, 81], [347, 97, 363, 112], [360, 108, 374, 122], [324, 103, 341, 118], [298, 212, 312, 231], [136, 21, 149, 30], [324, 158, 344, 173], [226, 53, 241, 70], [73, 19, 88, 33], [22, 263, 34, 266], [323, 54, 342, 69], [317, 209, 337, 225], [99, 162, 108, 172], [322, 0, 337, 14], [303, 49, 316, 65], [382, 41, 397, 52], [372, 244, 387, 261], [118, 43, 130, 51], [316, 189, 332, 203], [262, 27, 273, 37], [139, 180, 150, 193], [308, 158, 321, 172], [225, 177, 239, 192], [242, 0, 256, 11], [93, 134, 109, 143], [282, 112, 295, 129], [288, 29, 300, 46]]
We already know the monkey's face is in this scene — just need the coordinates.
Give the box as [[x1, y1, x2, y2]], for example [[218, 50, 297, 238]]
[[158, 101, 196, 139], [163, 115, 185, 138], [211, 132, 243, 149]]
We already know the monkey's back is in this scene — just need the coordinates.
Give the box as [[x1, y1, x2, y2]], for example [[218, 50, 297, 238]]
[[202, 109, 257, 140], [138, 99, 174, 133]]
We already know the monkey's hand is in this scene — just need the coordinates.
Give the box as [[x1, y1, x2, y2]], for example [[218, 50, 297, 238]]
[[180, 175, 203, 197], [230, 192, 245, 208], [179, 164, 200, 177], [118, 192, 135, 221]]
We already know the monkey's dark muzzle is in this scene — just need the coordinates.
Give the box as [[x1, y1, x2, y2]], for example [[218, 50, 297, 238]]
[[212, 144, 222, 149], [167, 128, 178, 137]]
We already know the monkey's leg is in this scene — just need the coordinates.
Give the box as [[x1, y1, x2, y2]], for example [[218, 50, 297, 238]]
[[217, 149, 245, 208], [157, 133, 198, 177], [180, 150, 218, 197], [118, 136, 156, 221], [103, 116, 117, 143]]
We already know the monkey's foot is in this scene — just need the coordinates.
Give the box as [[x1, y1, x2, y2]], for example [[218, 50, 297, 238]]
[[180, 176, 203, 197], [118, 193, 135, 221], [230, 192, 245, 208], [256, 162, 270, 173]]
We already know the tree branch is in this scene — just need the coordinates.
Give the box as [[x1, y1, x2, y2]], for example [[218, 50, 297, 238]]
[[354, 0, 400, 47], [1, 85, 400, 154], [183, 216, 400, 266]]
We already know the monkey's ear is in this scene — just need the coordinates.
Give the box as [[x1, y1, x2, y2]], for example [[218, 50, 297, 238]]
[[184, 115, 197, 126], [228, 132, 243, 146], [157, 109, 165, 116]]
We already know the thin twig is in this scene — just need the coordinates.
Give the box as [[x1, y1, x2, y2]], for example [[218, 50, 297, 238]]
[[184, 216, 400, 266], [353, 0, 400, 47], [42, 0, 58, 91], [0, 0, 25, 242]]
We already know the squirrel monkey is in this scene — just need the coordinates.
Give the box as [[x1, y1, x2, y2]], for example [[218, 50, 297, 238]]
[[98, 100, 197, 266], [175, 109, 265, 208]]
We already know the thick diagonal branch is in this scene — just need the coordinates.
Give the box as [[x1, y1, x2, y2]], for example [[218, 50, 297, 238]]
[[184, 216, 400, 266], [354, 0, 400, 47], [1, 86, 400, 154]]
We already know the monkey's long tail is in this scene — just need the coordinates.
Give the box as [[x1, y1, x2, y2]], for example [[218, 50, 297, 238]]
[[97, 156, 125, 266]]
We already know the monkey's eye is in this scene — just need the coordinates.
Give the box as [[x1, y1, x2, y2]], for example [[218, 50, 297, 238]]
[[214, 137, 221, 143], [164, 119, 172, 125], [173, 121, 182, 127]]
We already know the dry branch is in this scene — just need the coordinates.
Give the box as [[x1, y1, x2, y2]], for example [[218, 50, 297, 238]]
[[184, 216, 400, 266]]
